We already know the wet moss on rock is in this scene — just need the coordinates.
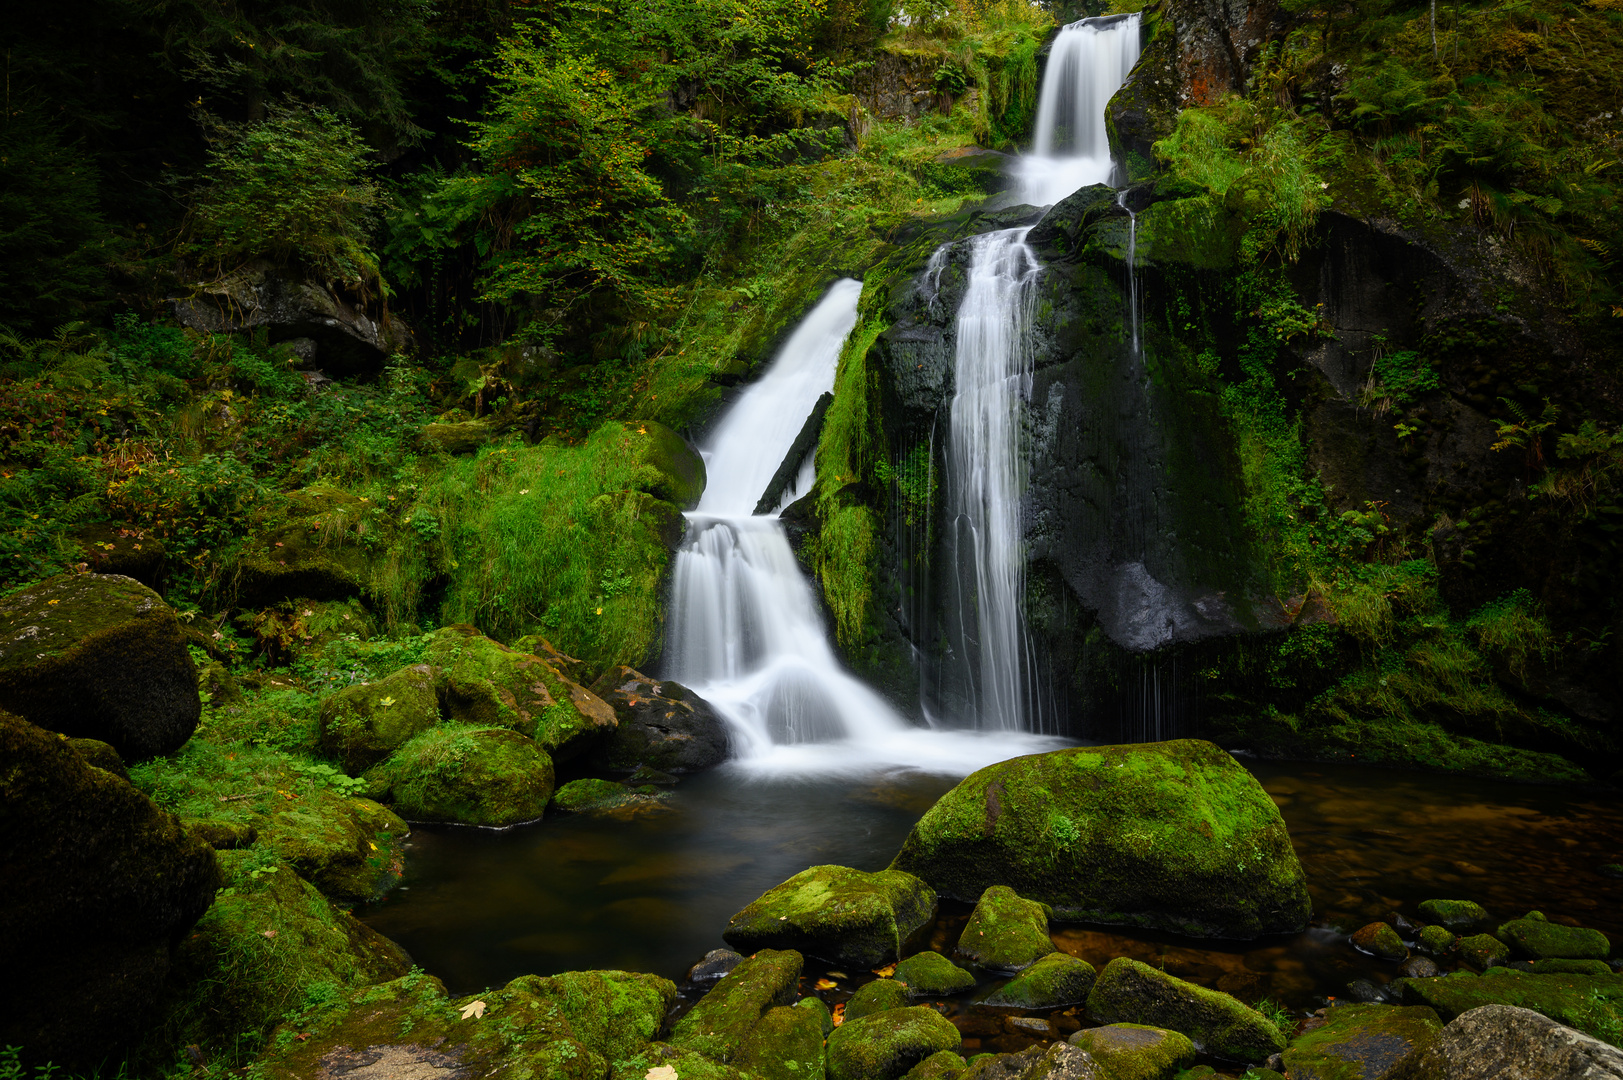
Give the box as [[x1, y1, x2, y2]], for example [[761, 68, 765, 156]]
[[1398, 970, 1623, 1045], [234, 488, 375, 606], [1417, 900, 1491, 933], [1280, 1003, 1441, 1080], [1495, 917, 1611, 961], [670, 948, 803, 1063], [551, 776, 670, 817], [904, 1050, 967, 1080], [318, 662, 441, 773], [983, 953, 1096, 1009], [955, 886, 1056, 974], [1456, 933, 1511, 970], [1066, 1023, 1196, 1080], [734, 1004, 827, 1080], [725, 865, 938, 968], [826, 1006, 963, 1080], [1086, 957, 1286, 1064], [366, 724, 555, 827], [848, 978, 913, 1021], [258, 791, 408, 903], [895, 951, 976, 998], [1352, 922, 1409, 961], [1417, 926, 1457, 957]]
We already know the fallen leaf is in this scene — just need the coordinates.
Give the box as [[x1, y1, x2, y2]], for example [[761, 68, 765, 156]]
[[379, 696, 397, 707], [262, 930, 277, 939], [872, 964, 896, 978], [831, 1003, 845, 1028], [815, 978, 838, 990], [460, 1000, 487, 1020], [645, 1067, 678, 1080], [827, 971, 850, 980]]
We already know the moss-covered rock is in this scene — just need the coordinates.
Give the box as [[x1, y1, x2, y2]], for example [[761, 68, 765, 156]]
[[735, 1004, 827, 1080], [426, 624, 617, 761], [317, 663, 441, 773], [0, 572, 200, 760], [1397, 970, 1623, 1044], [366, 724, 554, 827], [1495, 917, 1610, 961], [1390, 1003, 1623, 1079], [1, 711, 221, 1072], [234, 488, 373, 605], [1530, 958, 1614, 976], [849, 978, 913, 1020], [956, 885, 1056, 973], [890, 742, 1310, 939], [1417, 900, 1491, 933], [971, 1042, 1111, 1080], [1456, 934, 1511, 970], [638, 420, 707, 510], [587, 666, 730, 773], [895, 951, 977, 997], [671, 948, 803, 1062], [799, 995, 835, 1035], [616, 1043, 749, 1080], [1280, 1003, 1441, 1080], [190, 818, 257, 849], [69, 735, 129, 779], [1066, 1023, 1196, 1080], [1353, 921, 1410, 961], [826, 1007, 963, 1080], [905, 1050, 967, 1080], [75, 521, 167, 587], [983, 953, 1096, 1008], [724, 865, 938, 968], [259, 791, 408, 903], [550, 776, 671, 817], [1086, 958, 1286, 1064], [1417, 926, 1457, 956]]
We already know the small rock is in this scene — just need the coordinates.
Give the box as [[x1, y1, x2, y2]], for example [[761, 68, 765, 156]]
[[904, 1050, 965, 1080], [956, 885, 1056, 974], [689, 948, 745, 983], [1005, 1017, 1051, 1038], [895, 951, 976, 997], [724, 865, 937, 968], [1345, 979, 1391, 1004], [1085, 957, 1285, 1063], [1353, 921, 1409, 961], [1400, 957, 1442, 979], [983, 953, 1096, 1009], [848, 978, 912, 1021], [826, 1006, 962, 1080], [1417, 926, 1457, 957], [1457, 934, 1511, 970], [1417, 900, 1491, 933]]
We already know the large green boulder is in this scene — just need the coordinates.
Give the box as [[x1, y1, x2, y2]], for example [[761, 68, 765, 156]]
[[1398, 969, 1623, 1044], [1281, 1003, 1441, 1080], [1086, 958, 1286, 1064], [259, 790, 409, 903], [670, 948, 803, 1062], [1066, 1024, 1195, 1080], [735, 1005, 827, 1080], [848, 978, 913, 1021], [637, 420, 707, 510], [956, 885, 1055, 973], [895, 952, 976, 997], [983, 953, 1096, 1009], [0, 573, 200, 760], [1495, 917, 1610, 961], [365, 725, 554, 827], [826, 1007, 962, 1080], [317, 663, 441, 772], [724, 865, 938, 968], [890, 741, 1310, 939], [1, 712, 221, 1071]]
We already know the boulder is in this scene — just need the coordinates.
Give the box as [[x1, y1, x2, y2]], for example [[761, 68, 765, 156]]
[[735, 1007, 829, 1080], [1066, 1024, 1196, 1080], [0, 573, 200, 760], [724, 865, 938, 968], [826, 1007, 963, 1080], [889, 742, 1310, 939], [69, 736, 129, 780], [1354, 922, 1410, 961], [799, 995, 835, 1035], [1389, 1003, 1623, 1079], [895, 951, 977, 997], [1458, 933, 1511, 970], [1086, 957, 1286, 1063], [1398, 970, 1623, 1044], [426, 625, 617, 761], [1282, 1003, 1442, 1080], [317, 663, 441, 773], [906, 1051, 967, 1080], [365, 725, 554, 827], [233, 488, 372, 606], [848, 978, 913, 1021], [984, 953, 1097, 1009], [258, 792, 409, 903], [670, 948, 803, 1062], [1417, 899, 1492, 933], [617, 1044, 747, 1080], [550, 777, 670, 817], [74, 521, 166, 587], [0, 712, 221, 1071], [587, 666, 730, 773], [956, 885, 1056, 973], [1417, 926, 1457, 956], [635, 420, 707, 511], [1496, 917, 1611, 961]]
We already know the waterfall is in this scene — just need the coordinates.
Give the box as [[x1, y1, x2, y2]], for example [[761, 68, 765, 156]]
[[1118, 188, 1140, 353], [1017, 13, 1142, 207], [944, 228, 1041, 731]]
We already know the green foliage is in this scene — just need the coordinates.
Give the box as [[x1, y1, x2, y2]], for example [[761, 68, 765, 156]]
[[1360, 339, 1440, 414], [1466, 589, 1553, 679], [1252, 997, 1294, 1041], [290, 760, 369, 797]]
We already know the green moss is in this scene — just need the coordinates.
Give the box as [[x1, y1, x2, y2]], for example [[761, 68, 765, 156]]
[[317, 663, 440, 773], [1418, 926, 1457, 957], [365, 724, 554, 827], [955, 886, 1054, 974], [1497, 919, 1611, 961], [724, 865, 938, 969], [890, 741, 1310, 939], [826, 1007, 962, 1080], [1066, 1024, 1196, 1080], [615, 1043, 749, 1080], [982, 953, 1095, 1009], [670, 948, 803, 1063], [1399, 970, 1623, 1046], [848, 979, 912, 1021], [1279, 1004, 1440, 1080], [798, 995, 835, 1036], [235, 488, 375, 606], [1351, 922, 1408, 961], [734, 1005, 825, 1080], [1086, 958, 1286, 1064], [903, 1050, 965, 1080], [1533, 960, 1615, 976], [551, 776, 670, 817], [1417, 899, 1492, 933], [894, 952, 975, 998], [1457, 934, 1512, 970]]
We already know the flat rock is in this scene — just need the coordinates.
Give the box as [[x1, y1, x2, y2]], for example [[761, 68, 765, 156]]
[[1067, 1023, 1195, 1080], [1390, 1003, 1623, 1079], [725, 865, 937, 968], [1497, 917, 1611, 961], [1282, 1003, 1442, 1080]]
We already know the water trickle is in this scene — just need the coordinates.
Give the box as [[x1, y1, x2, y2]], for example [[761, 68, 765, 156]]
[[1118, 187, 1140, 354], [1016, 13, 1142, 207]]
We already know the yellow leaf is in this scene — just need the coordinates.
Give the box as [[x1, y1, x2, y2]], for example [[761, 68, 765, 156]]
[[379, 696, 397, 707], [815, 978, 837, 990], [646, 1068, 678, 1080], [872, 964, 897, 978], [460, 1000, 488, 1020]]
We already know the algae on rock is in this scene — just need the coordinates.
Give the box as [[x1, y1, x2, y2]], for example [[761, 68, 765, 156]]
[[984, 953, 1096, 1009], [670, 948, 803, 1063], [955, 885, 1056, 973], [1086, 957, 1286, 1063], [366, 724, 555, 827], [725, 865, 938, 968], [826, 1006, 963, 1080]]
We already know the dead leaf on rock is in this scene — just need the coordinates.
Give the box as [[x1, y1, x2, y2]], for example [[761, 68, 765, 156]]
[[460, 1000, 487, 1020], [646, 1067, 678, 1080]]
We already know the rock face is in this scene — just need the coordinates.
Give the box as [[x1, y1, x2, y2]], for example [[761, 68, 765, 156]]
[[1283, 1003, 1442, 1080], [588, 666, 730, 773], [890, 741, 1311, 938], [724, 866, 938, 968], [1390, 1004, 1623, 1080], [0, 573, 200, 760], [1086, 957, 1286, 1063], [0, 711, 221, 1071]]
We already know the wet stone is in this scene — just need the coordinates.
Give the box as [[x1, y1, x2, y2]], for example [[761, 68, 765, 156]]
[[689, 948, 745, 983], [1400, 956, 1442, 979], [1281, 1002, 1442, 1080], [1352, 922, 1408, 961], [1067, 1023, 1196, 1080], [1457, 933, 1510, 970], [1417, 900, 1491, 933]]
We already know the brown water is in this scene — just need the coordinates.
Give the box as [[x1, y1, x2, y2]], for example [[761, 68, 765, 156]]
[[360, 756, 1623, 1018]]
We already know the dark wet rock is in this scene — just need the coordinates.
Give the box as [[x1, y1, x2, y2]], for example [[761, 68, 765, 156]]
[[690, 948, 746, 983], [1086, 957, 1286, 1063], [1346, 979, 1394, 1004], [588, 666, 730, 773], [890, 741, 1310, 939], [756, 391, 834, 514], [1457, 933, 1511, 970], [826, 1006, 963, 1080], [365, 726, 554, 827], [627, 764, 681, 785], [1354, 922, 1410, 962], [1417, 899, 1492, 933], [1067, 1023, 1196, 1079], [671, 948, 802, 1062], [1496, 917, 1611, 961], [74, 521, 166, 588], [1282, 1003, 1442, 1080], [849, 978, 913, 1021], [1398, 969, 1623, 1044], [735, 1004, 827, 1080], [1417, 926, 1457, 957], [189, 819, 258, 850], [725, 865, 937, 968], [318, 663, 441, 773], [956, 885, 1056, 973], [983, 953, 1096, 1009], [1400, 957, 1442, 980], [1389, 1003, 1623, 1079], [68, 736, 129, 780], [550, 777, 671, 817], [1600, 864, 1623, 880], [0, 573, 200, 761], [896, 951, 976, 998], [0, 711, 221, 1071]]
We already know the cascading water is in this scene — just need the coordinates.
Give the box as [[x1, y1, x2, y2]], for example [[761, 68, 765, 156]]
[[1118, 188, 1140, 353], [1016, 13, 1142, 207]]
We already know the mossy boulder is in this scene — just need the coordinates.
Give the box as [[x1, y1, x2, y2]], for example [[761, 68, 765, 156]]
[[1, 711, 221, 1072], [1281, 1003, 1441, 1080], [317, 663, 441, 773], [799, 995, 835, 1035], [426, 624, 617, 761], [366, 725, 555, 827], [671, 948, 803, 1062], [636, 419, 707, 510], [1086, 957, 1286, 1063], [1417, 900, 1491, 933], [956, 885, 1056, 973], [826, 1007, 963, 1080], [75, 521, 166, 587], [724, 865, 938, 968], [890, 742, 1310, 939], [964, 1042, 1109, 1080], [849, 978, 913, 1021], [259, 791, 408, 903], [984, 953, 1096, 1009], [69, 735, 129, 779], [0, 572, 200, 760], [550, 776, 671, 817], [1391, 1003, 1623, 1079], [1417, 926, 1457, 956], [587, 666, 730, 773], [1397, 970, 1623, 1044], [1531, 958, 1614, 976], [1456, 933, 1511, 970], [1495, 917, 1610, 961], [1066, 1024, 1196, 1080], [735, 1005, 828, 1080], [616, 1043, 749, 1080], [895, 951, 977, 997], [906, 1050, 967, 1080], [234, 488, 373, 605], [1353, 922, 1410, 962]]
